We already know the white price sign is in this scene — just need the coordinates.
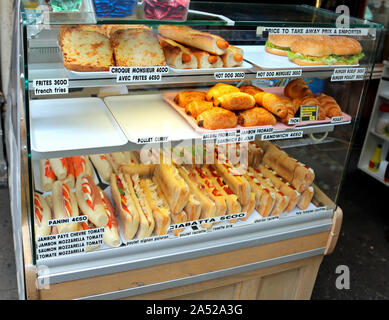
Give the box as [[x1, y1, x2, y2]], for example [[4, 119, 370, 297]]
[[257, 27, 369, 36], [256, 69, 302, 79], [214, 71, 245, 80], [261, 130, 303, 141], [331, 68, 365, 82], [111, 66, 169, 83], [33, 78, 69, 95]]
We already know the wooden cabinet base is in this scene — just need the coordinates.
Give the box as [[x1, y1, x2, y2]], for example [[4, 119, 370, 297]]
[[123, 255, 323, 300], [34, 230, 331, 300]]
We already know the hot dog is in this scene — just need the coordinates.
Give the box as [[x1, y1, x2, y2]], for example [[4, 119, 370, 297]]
[[33, 193, 52, 240], [75, 174, 109, 228], [110, 173, 140, 241], [52, 181, 80, 233]]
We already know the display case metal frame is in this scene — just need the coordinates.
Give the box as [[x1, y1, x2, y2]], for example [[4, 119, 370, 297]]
[[7, 1, 383, 300]]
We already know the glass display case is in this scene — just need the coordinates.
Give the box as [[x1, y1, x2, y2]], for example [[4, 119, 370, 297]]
[[7, 0, 383, 299]]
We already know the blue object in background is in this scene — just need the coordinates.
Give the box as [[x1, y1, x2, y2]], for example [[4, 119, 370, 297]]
[[305, 78, 325, 94], [93, 0, 137, 17]]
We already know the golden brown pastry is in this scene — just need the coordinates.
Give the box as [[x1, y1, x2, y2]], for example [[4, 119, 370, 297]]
[[197, 108, 238, 130], [206, 83, 240, 101], [174, 91, 206, 108], [296, 96, 326, 120], [185, 100, 214, 118], [279, 97, 297, 125], [316, 93, 343, 118], [239, 85, 264, 97], [238, 107, 277, 127], [284, 78, 313, 99], [214, 92, 256, 111], [254, 92, 288, 118]]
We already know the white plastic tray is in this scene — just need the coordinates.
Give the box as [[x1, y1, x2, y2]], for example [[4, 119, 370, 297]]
[[30, 97, 128, 153], [104, 94, 201, 143], [238, 45, 359, 70]]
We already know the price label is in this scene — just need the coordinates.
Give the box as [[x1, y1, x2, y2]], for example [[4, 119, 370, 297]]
[[214, 71, 245, 80], [256, 69, 302, 79], [116, 73, 162, 82], [261, 130, 303, 141], [257, 27, 369, 36], [33, 78, 69, 95], [331, 116, 344, 123], [111, 66, 169, 83], [300, 105, 318, 122], [288, 117, 300, 125], [136, 136, 169, 144], [36, 228, 105, 260], [331, 68, 365, 82]]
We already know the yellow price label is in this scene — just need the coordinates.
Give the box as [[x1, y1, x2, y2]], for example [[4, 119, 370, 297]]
[[300, 105, 318, 122]]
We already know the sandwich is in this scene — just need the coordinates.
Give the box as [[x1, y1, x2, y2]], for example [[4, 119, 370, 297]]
[[288, 36, 364, 65], [324, 36, 364, 65], [265, 34, 302, 56]]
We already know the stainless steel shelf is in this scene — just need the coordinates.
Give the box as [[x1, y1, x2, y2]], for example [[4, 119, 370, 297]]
[[30, 93, 351, 160], [37, 207, 333, 293]]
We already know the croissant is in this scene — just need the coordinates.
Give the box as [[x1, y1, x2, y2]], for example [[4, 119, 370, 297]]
[[206, 83, 240, 101], [279, 97, 296, 125], [175, 91, 206, 108], [296, 96, 326, 120], [185, 100, 214, 118], [284, 78, 313, 99], [238, 107, 277, 127], [254, 92, 288, 118], [197, 107, 238, 130], [239, 85, 263, 97], [214, 92, 256, 111], [316, 94, 343, 118]]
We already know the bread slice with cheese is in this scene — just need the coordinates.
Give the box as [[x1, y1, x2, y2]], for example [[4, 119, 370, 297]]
[[58, 26, 114, 72], [111, 27, 166, 67]]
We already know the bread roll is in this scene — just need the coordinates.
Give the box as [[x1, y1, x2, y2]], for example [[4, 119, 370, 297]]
[[238, 107, 277, 127], [158, 25, 229, 55], [197, 107, 238, 130], [214, 92, 256, 111], [159, 36, 198, 69]]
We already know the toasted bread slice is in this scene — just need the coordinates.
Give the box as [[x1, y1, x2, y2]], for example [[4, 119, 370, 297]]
[[58, 27, 114, 72], [111, 28, 166, 67]]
